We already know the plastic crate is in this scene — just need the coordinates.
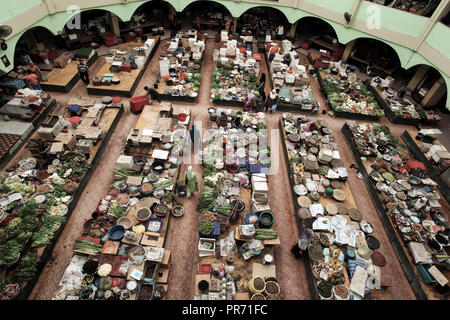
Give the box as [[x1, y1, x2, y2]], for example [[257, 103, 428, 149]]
[[129, 95, 149, 114], [416, 263, 437, 284]]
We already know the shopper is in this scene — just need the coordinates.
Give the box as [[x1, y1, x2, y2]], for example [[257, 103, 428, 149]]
[[265, 89, 278, 113], [77, 60, 90, 85], [259, 86, 266, 102], [244, 90, 256, 112], [398, 86, 408, 99], [26, 71, 42, 91], [276, 25, 284, 40], [291, 228, 313, 259], [225, 18, 231, 33], [256, 96, 265, 113], [258, 73, 266, 92], [144, 86, 162, 104]]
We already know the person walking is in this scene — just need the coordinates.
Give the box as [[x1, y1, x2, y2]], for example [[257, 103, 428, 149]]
[[144, 86, 162, 104], [291, 228, 313, 259], [244, 90, 256, 112], [256, 96, 265, 113], [258, 73, 266, 92], [26, 71, 42, 91], [265, 89, 278, 113], [77, 60, 90, 85]]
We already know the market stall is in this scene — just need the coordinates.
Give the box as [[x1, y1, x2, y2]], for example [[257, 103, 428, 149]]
[[51, 103, 191, 300], [193, 109, 281, 300], [342, 121, 450, 300], [0, 88, 57, 168], [401, 129, 450, 204], [87, 36, 160, 98], [369, 77, 426, 125], [265, 40, 319, 114], [210, 33, 261, 107], [0, 96, 124, 300], [318, 60, 384, 121], [40, 48, 99, 93], [155, 30, 206, 102], [279, 113, 388, 300]]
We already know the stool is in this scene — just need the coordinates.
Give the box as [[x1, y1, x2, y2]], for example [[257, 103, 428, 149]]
[[112, 96, 122, 107], [69, 116, 82, 129], [93, 76, 102, 86]]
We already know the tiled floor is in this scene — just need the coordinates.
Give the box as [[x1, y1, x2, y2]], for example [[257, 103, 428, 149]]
[[12, 32, 447, 300]]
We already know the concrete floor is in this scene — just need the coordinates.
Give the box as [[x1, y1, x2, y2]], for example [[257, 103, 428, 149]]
[[11, 30, 447, 300]]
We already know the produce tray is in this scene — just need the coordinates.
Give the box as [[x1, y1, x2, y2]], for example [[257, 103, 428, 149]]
[[111, 255, 129, 277]]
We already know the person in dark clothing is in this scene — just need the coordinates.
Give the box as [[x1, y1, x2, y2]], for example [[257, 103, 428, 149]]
[[259, 73, 266, 91], [144, 86, 162, 104], [398, 86, 408, 99], [77, 60, 90, 85], [291, 228, 313, 259], [259, 86, 266, 102], [256, 96, 265, 113], [265, 89, 278, 113]]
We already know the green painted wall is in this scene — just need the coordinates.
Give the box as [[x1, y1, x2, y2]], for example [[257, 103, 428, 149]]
[[425, 22, 450, 60], [356, 1, 428, 39], [0, 0, 43, 23]]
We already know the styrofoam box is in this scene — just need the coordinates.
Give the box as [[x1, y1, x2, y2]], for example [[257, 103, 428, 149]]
[[116, 155, 133, 170]]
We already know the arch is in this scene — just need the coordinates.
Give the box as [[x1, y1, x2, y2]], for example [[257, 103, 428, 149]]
[[405, 64, 448, 109], [60, 8, 125, 36], [237, 5, 289, 27], [126, 0, 178, 24], [179, 0, 233, 17], [13, 26, 58, 68], [344, 37, 402, 75], [294, 16, 339, 42]]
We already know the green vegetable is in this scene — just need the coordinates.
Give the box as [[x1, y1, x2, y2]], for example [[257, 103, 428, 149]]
[[0, 240, 23, 267], [153, 178, 175, 190], [74, 239, 102, 255], [198, 221, 214, 235], [254, 229, 278, 240], [13, 251, 38, 283], [197, 185, 218, 211], [31, 215, 66, 248], [107, 203, 126, 219], [216, 205, 231, 217]]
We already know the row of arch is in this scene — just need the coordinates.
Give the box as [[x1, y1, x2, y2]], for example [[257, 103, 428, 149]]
[[10, 0, 448, 107]]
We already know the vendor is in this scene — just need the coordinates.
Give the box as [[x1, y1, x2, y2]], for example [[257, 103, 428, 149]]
[[144, 86, 162, 104], [77, 60, 90, 85], [25, 70, 42, 91]]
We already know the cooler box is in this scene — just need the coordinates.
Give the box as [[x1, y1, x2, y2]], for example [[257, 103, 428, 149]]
[[129, 95, 149, 114], [120, 64, 132, 73], [103, 34, 118, 47]]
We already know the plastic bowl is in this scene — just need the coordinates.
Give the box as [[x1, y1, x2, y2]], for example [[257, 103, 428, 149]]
[[117, 217, 132, 229], [108, 225, 126, 241]]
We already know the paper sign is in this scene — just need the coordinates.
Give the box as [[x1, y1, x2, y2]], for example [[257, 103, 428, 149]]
[[130, 269, 143, 281], [427, 265, 449, 287], [350, 266, 368, 298], [320, 269, 328, 281]]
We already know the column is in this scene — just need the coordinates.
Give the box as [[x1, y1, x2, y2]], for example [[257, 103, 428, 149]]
[[422, 78, 446, 108], [109, 13, 121, 37], [407, 65, 429, 92], [342, 40, 356, 62], [232, 17, 237, 34], [289, 21, 298, 39]]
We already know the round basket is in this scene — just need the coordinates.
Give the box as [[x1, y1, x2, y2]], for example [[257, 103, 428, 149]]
[[248, 276, 266, 295], [265, 294, 281, 300], [136, 207, 152, 223], [251, 293, 266, 300], [264, 281, 280, 295]]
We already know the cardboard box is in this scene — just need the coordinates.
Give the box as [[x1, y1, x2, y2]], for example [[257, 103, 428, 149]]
[[55, 132, 77, 150]]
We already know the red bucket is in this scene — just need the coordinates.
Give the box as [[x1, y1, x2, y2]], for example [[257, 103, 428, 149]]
[[178, 113, 188, 122]]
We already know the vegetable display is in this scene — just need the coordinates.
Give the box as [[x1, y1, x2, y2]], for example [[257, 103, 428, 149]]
[[74, 239, 103, 255], [254, 229, 278, 240], [198, 221, 214, 235]]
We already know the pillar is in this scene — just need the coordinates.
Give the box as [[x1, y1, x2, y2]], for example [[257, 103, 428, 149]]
[[109, 13, 120, 37], [232, 17, 237, 34], [422, 78, 446, 108], [407, 65, 429, 92], [289, 21, 298, 39], [342, 40, 356, 62]]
